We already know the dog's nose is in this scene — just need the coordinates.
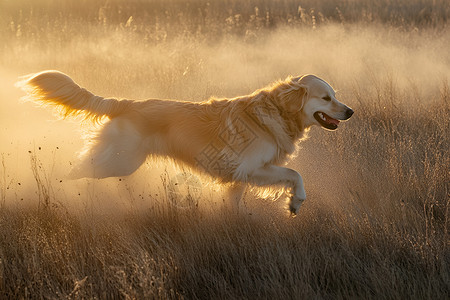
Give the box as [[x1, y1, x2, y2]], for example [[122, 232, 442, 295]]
[[345, 108, 354, 119]]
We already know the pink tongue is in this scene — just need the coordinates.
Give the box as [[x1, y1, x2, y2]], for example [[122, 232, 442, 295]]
[[325, 115, 340, 125]]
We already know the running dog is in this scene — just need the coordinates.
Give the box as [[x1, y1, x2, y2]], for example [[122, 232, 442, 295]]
[[17, 71, 353, 215]]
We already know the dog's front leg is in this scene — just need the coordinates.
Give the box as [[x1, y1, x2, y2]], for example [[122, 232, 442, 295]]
[[225, 183, 247, 212], [249, 165, 306, 216]]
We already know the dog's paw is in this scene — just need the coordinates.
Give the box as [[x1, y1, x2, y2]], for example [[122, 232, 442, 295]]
[[287, 195, 305, 217]]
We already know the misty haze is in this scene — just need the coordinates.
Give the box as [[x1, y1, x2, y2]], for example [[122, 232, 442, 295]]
[[0, 0, 448, 298]]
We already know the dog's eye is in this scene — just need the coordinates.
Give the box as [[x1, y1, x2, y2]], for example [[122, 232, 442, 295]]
[[322, 95, 331, 101]]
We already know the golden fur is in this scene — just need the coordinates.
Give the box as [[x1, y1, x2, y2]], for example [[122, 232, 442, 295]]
[[17, 71, 353, 215]]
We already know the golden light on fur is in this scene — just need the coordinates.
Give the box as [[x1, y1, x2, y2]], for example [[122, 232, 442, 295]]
[[17, 70, 353, 215]]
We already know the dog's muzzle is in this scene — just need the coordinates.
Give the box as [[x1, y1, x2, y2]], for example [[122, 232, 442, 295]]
[[314, 108, 354, 130], [345, 108, 354, 119]]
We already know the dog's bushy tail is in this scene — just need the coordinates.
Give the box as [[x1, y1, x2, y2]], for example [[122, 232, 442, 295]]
[[16, 70, 133, 123]]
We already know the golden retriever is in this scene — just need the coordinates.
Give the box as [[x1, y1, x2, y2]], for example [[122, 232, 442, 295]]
[[17, 71, 353, 215]]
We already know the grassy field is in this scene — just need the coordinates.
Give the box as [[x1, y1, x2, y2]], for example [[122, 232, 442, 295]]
[[0, 0, 449, 298]]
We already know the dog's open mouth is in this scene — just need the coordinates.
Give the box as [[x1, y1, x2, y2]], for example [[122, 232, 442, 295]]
[[314, 111, 340, 130]]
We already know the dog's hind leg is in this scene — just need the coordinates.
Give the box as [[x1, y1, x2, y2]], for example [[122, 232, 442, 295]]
[[69, 119, 148, 179]]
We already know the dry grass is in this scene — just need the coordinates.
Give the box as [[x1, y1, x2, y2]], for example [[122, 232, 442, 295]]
[[0, 0, 449, 298]]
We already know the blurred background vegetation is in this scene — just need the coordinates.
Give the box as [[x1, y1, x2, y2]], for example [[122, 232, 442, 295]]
[[0, 0, 448, 298]]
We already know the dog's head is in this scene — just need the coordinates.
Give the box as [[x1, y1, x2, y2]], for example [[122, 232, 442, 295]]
[[282, 75, 353, 131]]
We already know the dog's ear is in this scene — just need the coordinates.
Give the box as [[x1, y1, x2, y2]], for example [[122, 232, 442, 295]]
[[280, 79, 308, 113]]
